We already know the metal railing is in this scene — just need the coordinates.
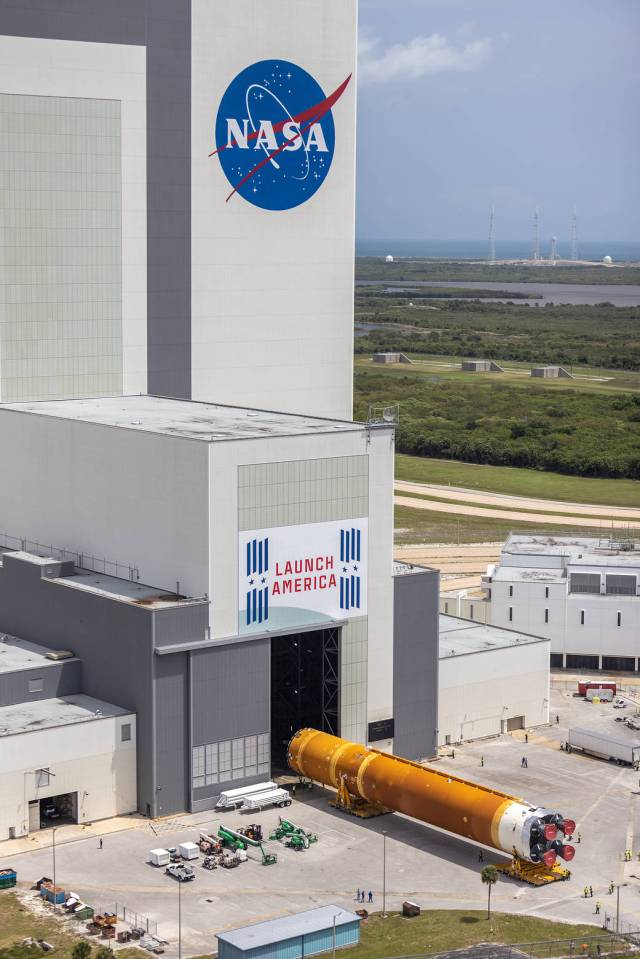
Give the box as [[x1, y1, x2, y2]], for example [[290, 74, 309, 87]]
[[386, 929, 640, 959], [0, 531, 140, 582]]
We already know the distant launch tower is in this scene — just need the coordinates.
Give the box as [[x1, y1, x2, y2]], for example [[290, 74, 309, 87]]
[[550, 235, 559, 264], [532, 207, 540, 260], [570, 207, 578, 261], [488, 206, 496, 264]]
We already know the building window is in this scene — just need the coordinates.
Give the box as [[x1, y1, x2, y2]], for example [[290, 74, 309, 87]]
[[28, 678, 43, 693], [569, 573, 600, 595], [602, 656, 634, 672], [580, 610, 585, 625], [444, 602, 449, 614], [35, 768, 50, 788], [617, 611, 622, 627], [509, 585, 513, 598], [470, 604, 474, 619], [545, 587, 549, 599], [606, 575, 636, 596], [192, 733, 270, 790], [544, 609, 549, 623], [508, 607, 513, 622], [121, 723, 131, 742]]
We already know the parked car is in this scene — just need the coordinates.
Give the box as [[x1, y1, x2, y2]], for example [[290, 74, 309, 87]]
[[614, 700, 627, 709], [165, 864, 195, 882]]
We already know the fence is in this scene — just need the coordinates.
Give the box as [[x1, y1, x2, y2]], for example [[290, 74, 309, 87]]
[[388, 930, 640, 959], [114, 902, 158, 937]]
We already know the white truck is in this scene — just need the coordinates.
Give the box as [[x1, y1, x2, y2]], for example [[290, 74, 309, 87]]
[[216, 781, 278, 810], [567, 727, 640, 768]]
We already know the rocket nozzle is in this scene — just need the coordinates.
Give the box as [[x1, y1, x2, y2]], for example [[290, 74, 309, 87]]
[[559, 844, 575, 861], [543, 823, 557, 840], [542, 849, 557, 868], [562, 819, 576, 838]]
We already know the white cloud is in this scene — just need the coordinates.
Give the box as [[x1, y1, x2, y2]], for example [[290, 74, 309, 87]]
[[358, 31, 495, 86]]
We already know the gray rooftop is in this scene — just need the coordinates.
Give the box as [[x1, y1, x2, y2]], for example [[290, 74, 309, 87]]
[[0, 694, 132, 737], [2, 395, 365, 442], [502, 534, 640, 569], [0, 634, 77, 675], [217, 905, 360, 950], [491, 566, 566, 584], [439, 614, 548, 658]]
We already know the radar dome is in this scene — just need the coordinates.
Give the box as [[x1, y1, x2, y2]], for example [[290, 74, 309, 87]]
[[385, 254, 394, 263], [603, 255, 613, 265]]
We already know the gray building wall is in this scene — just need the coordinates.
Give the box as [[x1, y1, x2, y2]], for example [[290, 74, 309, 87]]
[[0, 0, 192, 399], [0, 657, 81, 708], [393, 567, 439, 761], [189, 638, 271, 811], [0, 552, 207, 817]]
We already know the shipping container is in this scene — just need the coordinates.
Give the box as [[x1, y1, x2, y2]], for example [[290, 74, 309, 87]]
[[149, 848, 171, 867], [567, 727, 640, 767], [578, 681, 616, 697]]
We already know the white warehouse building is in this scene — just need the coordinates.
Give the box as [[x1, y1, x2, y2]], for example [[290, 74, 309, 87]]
[[489, 535, 640, 672], [438, 615, 550, 746]]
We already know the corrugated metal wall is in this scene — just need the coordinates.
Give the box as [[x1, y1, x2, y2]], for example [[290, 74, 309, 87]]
[[218, 920, 359, 959], [154, 652, 189, 815]]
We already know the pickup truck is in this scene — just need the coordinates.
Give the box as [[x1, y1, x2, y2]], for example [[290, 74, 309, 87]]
[[165, 864, 195, 882]]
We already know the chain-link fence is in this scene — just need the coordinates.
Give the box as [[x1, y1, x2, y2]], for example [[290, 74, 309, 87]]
[[113, 903, 157, 937], [387, 930, 640, 959]]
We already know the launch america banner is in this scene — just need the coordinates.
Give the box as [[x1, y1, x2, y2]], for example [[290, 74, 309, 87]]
[[239, 518, 368, 635]]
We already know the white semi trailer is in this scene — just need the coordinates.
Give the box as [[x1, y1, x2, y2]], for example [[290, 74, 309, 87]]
[[567, 727, 640, 768]]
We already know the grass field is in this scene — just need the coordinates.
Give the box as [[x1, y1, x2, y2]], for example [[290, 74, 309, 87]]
[[355, 257, 640, 285], [0, 891, 143, 959], [352, 909, 614, 959], [395, 454, 640, 508], [393, 504, 609, 545]]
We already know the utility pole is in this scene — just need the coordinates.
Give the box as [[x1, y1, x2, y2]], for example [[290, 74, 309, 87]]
[[332, 913, 336, 959], [52, 827, 58, 912], [382, 831, 388, 918], [616, 883, 627, 933], [178, 875, 182, 959]]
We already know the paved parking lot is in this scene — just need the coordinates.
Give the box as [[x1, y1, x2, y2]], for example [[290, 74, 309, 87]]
[[4, 682, 640, 956]]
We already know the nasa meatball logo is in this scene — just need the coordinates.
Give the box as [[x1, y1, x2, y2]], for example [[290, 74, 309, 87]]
[[211, 59, 351, 210]]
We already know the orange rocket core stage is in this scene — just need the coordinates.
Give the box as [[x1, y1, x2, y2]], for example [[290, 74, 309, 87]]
[[288, 728, 576, 867]]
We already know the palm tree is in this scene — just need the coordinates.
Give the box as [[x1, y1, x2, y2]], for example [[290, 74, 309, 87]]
[[481, 864, 499, 919]]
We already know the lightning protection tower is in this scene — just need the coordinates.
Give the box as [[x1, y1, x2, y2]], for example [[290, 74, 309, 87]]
[[488, 206, 496, 265], [532, 207, 540, 260], [570, 207, 578, 261]]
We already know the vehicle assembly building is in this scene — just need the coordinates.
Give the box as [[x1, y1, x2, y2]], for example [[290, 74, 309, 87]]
[[0, 397, 439, 835]]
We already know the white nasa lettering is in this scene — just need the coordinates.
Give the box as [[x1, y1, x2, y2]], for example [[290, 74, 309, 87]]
[[254, 120, 278, 151], [306, 123, 328, 152], [226, 118, 249, 149], [282, 121, 303, 151]]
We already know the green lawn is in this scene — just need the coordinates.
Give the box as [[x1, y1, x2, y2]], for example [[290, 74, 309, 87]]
[[395, 454, 640, 509], [353, 910, 613, 959]]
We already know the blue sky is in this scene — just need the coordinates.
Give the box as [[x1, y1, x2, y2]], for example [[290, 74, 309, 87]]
[[355, 0, 639, 241]]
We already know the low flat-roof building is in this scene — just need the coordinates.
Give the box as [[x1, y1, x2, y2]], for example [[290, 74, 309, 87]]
[[488, 534, 640, 672], [0, 692, 136, 839], [438, 614, 549, 745], [216, 905, 360, 959]]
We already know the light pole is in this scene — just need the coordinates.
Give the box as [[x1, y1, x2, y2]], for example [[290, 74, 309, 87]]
[[332, 912, 336, 959], [51, 826, 58, 912], [616, 883, 627, 934], [178, 875, 182, 959], [382, 831, 387, 918]]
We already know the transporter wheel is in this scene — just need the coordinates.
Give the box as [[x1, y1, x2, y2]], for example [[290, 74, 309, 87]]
[[278, 801, 286, 808], [285, 800, 292, 806]]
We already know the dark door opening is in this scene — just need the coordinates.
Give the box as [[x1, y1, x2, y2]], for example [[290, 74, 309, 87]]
[[270, 627, 340, 770], [39, 792, 78, 829]]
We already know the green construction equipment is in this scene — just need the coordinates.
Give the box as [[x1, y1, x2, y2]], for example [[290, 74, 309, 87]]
[[269, 816, 318, 848], [217, 825, 277, 866]]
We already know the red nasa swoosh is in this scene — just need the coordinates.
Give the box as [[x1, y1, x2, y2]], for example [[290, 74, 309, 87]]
[[210, 73, 351, 202]]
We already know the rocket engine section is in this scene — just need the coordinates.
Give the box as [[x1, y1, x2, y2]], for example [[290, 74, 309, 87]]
[[288, 729, 575, 867]]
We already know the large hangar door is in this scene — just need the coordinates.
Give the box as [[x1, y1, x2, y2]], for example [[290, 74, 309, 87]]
[[270, 627, 340, 768]]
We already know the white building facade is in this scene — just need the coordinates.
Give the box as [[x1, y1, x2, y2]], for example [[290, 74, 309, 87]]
[[0, 695, 136, 840], [0, 0, 358, 418], [438, 615, 550, 746], [489, 535, 640, 672]]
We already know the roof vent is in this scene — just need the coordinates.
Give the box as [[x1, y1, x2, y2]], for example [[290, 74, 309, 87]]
[[45, 650, 74, 661]]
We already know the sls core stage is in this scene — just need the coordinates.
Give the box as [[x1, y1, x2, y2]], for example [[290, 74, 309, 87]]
[[289, 729, 576, 879]]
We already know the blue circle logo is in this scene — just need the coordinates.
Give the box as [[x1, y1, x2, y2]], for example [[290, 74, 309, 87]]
[[212, 60, 350, 211]]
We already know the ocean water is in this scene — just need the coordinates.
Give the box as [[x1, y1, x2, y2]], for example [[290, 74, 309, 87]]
[[356, 239, 640, 262]]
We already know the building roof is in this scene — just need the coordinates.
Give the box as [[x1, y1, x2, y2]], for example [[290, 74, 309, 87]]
[[491, 566, 565, 584], [439, 614, 548, 658], [0, 695, 132, 738], [216, 905, 360, 950], [0, 634, 78, 675], [1, 395, 368, 443], [502, 534, 640, 569]]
